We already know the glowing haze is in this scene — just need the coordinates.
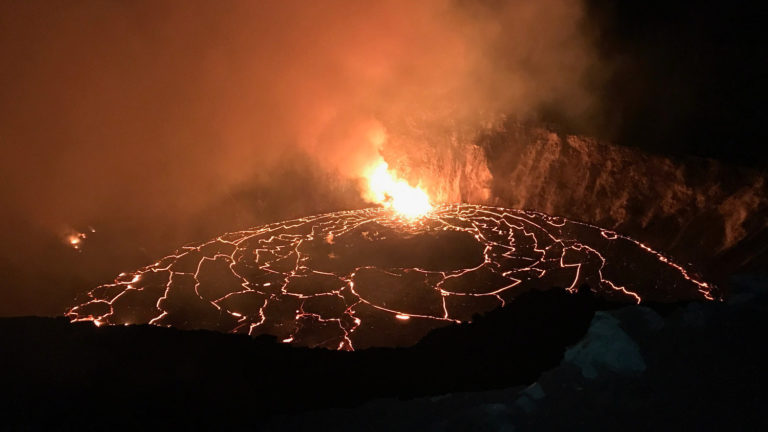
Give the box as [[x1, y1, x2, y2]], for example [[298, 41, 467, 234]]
[[0, 0, 597, 314], [0, 0, 594, 226]]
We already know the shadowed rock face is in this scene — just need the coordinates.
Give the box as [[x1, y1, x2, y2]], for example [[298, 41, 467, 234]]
[[260, 276, 768, 432], [66, 204, 714, 350]]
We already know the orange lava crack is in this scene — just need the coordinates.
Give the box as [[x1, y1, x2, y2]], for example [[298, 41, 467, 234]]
[[67, 204, 715, 350]]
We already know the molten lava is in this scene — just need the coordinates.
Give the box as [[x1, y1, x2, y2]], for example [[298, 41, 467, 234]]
[[66, 204, 715, 351], [364, 160, 432, 219], [66, 232, 86, 251]]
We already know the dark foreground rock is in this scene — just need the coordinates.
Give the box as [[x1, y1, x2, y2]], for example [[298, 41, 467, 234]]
[[5, 277, 767, 431], [0, 287, 598, 430], [272, 274, 768, 431]]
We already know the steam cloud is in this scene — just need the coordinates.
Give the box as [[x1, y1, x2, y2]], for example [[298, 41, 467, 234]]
[[0, 0, 597, 314], [0, 0, 595, 227]]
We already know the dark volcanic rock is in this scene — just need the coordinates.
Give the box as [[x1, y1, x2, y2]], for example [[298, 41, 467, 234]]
[[0, 287, 597, 430], [66, 204, 715, 351], [272, 275, 768, 431]]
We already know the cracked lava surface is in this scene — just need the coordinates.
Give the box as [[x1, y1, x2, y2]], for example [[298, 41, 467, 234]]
[[66, 204, 715, 350]]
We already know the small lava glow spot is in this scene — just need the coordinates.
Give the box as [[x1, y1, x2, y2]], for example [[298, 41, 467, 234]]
[[66, 232, 87, 251], [395, 314, 411, 320], [365, 160, 432, 219]]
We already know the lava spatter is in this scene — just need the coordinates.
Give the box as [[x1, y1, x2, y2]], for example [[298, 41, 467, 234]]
[[66, 204, 715, 350]]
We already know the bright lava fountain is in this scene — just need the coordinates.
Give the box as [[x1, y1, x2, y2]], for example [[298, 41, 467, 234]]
[[67, 204, 714, 350]]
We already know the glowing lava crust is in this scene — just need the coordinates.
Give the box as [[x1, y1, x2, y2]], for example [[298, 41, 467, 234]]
[[67, 204, 714, 350]]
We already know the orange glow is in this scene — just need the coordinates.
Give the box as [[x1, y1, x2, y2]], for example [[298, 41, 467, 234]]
[[66, 232, 86, 251], [65, 204, 716, 351], [364, 160, 432, 219]]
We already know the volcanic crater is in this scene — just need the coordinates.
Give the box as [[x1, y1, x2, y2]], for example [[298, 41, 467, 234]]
[[67, 204, 715, 350]]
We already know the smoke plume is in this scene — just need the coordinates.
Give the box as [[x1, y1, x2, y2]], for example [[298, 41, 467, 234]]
[[0, 0, 595, 226], [0, 0, 598, 314]]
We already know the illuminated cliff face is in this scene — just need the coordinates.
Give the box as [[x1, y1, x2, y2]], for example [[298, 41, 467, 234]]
[[383, 121, 767, 272], [487, 126, 767, 270], [67, 204, 713, 350]]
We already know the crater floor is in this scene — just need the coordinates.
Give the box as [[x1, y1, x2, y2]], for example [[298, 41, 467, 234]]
[[67, 204, 714, 349]]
